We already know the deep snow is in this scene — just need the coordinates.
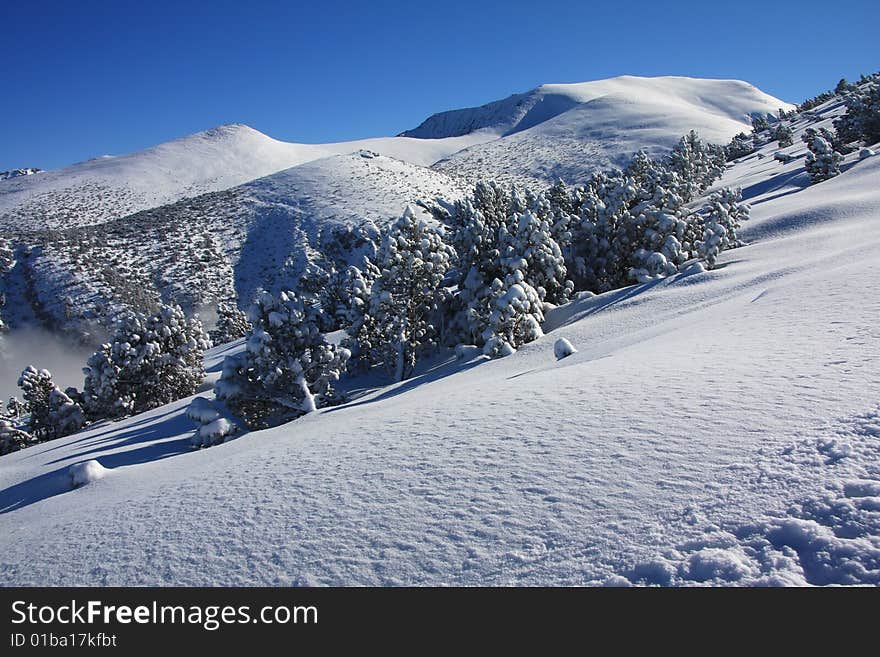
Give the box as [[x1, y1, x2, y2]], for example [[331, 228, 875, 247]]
[[1, 91, 878, 585]]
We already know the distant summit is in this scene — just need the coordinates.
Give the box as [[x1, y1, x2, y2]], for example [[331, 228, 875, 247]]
[[401, 75, 792, 140]]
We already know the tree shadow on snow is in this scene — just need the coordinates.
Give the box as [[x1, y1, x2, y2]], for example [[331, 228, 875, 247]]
[[0, 408, 194, 514], [324, 354, 486, 414], [741, 167, 810, 204]]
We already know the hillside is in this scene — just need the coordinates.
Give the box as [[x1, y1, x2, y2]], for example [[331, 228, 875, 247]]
[[1, 92, 878, 586], [0, 125, 490, 234], [425, 76, 795, 186], [6, 151, 468, 344]]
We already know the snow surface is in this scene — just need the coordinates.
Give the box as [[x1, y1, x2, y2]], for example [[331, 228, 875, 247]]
[[1, 91, 878, 585]]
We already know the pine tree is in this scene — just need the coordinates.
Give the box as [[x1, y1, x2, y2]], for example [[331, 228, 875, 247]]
[[210, 301, 251, 345], [695, 187, 751, 268], [667, 131, 724, 202], [724, 132, 757, 161], [0, 419, 32, 455], [6, 397, 25, 419], [17, 366, 85, 440], [356, 207, 454, 381], [774, 124, 794, 147], [479, 270, 545, 357], [802, 128, 844, 183], [627, 185, 691, 283], [834, 81, 880, 145], [498, 210, 572, 304], [215, 290, 350, 428], [83, 304, 209, 419]]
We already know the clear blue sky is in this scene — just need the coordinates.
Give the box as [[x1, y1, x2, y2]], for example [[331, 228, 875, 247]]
[[1, 0, 877, 171]]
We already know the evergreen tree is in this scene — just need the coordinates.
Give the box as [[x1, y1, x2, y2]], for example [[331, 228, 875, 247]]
[[834, 82, 880, 145], [6, 397, 25, 419], [479, 270, 544, 357], [802, 128, 844, 183], [210, 301, 251, 345], [774, 124, 794, 147], [215, 290, 350, 428], [0, 419, 31, 455], [17, 366, 85, 440], [724, 132, 757, 161], [627, 185, 691, 283], [751, 115, 770, 133], [498, 210, 572, 304], [356, 207, 454, 381], [694, 187, 751, 268], [83, 304, 209, 419]]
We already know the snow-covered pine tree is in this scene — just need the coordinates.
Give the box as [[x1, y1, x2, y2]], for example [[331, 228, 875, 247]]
[[695, 187, 751, 269], [497, 210, 572, 304], [751, 115, 770, 133], [667, 131, 724, 202], [17, 366, 85, 440], [83, 303, 209, 419], [724, 132, 757, 161], [626, 184, 691, 283], [479, 269, 545, 358], [775, 124, 794, 147], [356, 207, 454, 381], [834, 81, 880, 145], [0, 419, 32, 455], [214, 290, 350, 428], [802, 128, 844, 183], [6, 397, 25, 419], [210, 301, 251, 345], [567, 170, 640, 292]]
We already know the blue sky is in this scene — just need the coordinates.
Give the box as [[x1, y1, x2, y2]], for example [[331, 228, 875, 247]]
[[1, 0, 877, 170]]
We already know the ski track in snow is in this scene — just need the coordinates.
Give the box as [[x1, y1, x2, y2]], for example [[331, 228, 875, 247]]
[[1, 91, 879, 586]]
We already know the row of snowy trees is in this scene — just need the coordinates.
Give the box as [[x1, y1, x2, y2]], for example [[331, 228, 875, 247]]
[[3, 302, 212, 453], [205, 130, 752, 434]]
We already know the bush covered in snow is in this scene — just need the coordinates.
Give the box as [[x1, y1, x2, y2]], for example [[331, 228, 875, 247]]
[[554, 338, 577, 360], [723, 132, 757, 161], [774, 124, 794, 147], [83, 303, 210, 419], [187, 397, 236, 447], [215, 290, 349, 429]]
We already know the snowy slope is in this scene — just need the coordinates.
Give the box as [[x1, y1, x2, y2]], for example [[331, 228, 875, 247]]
[[8, 151, 467, 342], [0, 125, 490, 233], [425, 76, 794, 186], [1, 99, 878, 586], [1, 76, 790, 233]]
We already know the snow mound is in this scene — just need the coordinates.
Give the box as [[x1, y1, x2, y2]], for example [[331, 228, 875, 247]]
[[554, 338, 577, 360], [69, 460, 109, 488]]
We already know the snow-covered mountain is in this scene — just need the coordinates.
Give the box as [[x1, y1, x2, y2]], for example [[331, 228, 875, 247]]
[[0, 75, 794, 342], [2, 91, 878, 586], [1, 76, 791, 234], [417, 76, 795, 186], [11, 150, 468, 341], [0, 124, 490, 233]]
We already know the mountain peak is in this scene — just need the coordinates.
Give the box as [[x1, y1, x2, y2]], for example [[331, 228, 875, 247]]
[[400, 75, 793, 140]]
